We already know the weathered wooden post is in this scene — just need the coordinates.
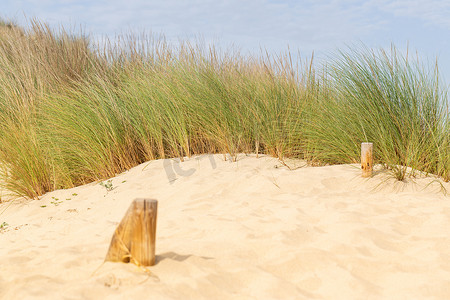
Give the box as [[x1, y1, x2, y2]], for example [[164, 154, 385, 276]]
[[361, 142, 373, 177], [105, 198, 158, 266]]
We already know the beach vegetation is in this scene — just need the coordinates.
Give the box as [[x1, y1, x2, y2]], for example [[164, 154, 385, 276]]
[[0, 221, 8, 230], [99, 180, 114, 192], [0, 18, 448, 199]]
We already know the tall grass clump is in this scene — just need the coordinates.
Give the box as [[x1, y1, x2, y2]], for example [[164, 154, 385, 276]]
[[0, 19, 98, 197], [0, 18, 448, 199], [304, 45, 449, 181], [39, 37, 312, 190]]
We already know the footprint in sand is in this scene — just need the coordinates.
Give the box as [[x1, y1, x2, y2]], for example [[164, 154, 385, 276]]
[[358, 228, 407, 252], [321, 177, 347, 191], [281, 226, 314, 245]]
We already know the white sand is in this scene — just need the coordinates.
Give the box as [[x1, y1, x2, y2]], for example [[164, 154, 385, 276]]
[[1, 154, 449, 299]]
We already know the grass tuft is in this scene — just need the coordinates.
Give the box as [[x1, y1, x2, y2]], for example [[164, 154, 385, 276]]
[[0, 20, 448, 199]]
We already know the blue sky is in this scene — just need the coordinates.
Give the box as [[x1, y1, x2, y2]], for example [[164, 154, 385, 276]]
[[2, 0, 450, 83]]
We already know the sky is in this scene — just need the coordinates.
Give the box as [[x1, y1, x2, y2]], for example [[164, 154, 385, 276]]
[[2, 0, 450, 84]]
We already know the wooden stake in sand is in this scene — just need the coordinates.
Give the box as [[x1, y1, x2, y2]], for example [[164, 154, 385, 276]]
[[105, 198, 157, 266], [361, 142, 373, 178]]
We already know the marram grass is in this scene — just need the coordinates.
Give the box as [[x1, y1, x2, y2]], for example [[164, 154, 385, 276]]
[[304, 46, 449, 181], [0, 19, 448, 199]]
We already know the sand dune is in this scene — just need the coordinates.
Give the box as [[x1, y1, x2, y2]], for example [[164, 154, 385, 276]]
[[1, 154, 449, 299]]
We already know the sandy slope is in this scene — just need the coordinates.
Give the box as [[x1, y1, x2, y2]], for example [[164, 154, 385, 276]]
[[0, 154, 449, 299]]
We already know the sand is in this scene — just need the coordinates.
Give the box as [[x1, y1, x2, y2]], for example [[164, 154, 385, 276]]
[[1, 154, 449, 299]]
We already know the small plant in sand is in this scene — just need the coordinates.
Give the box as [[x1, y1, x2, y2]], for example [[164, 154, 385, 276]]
[[100, 180, 114, 192], [0, 222, 9, 230], [50, 197, 63, 206]]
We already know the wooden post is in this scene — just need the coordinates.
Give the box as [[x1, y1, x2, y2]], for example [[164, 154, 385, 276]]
[[361, 142, 373, 178], [105, 198, 157, 266]]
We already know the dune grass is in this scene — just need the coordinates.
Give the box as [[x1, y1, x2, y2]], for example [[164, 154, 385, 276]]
[[0, 19, 97, 198], [0, 19, 448, 199], [304, 46, 449, 181]]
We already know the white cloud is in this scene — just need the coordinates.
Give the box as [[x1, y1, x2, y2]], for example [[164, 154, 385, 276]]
[[375, 0, 450, 29], [1, 0, 449, 81], [1, 0, 388, 51]]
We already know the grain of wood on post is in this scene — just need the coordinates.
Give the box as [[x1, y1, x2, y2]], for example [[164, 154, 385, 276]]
[[105, 198, 157, 266], [361, 142, 373, 177]]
